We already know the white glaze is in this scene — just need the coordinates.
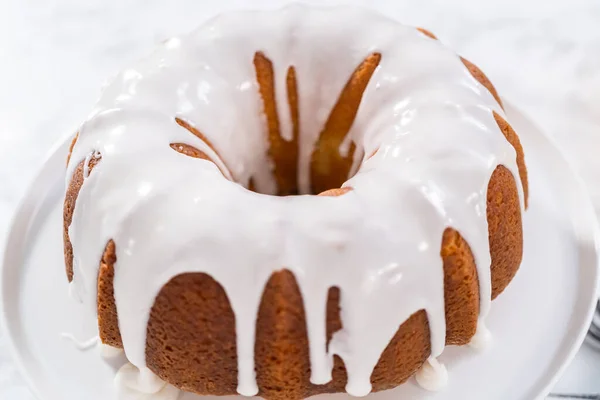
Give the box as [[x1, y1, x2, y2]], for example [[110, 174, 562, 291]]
[[100, 343, 125, 359], [469, 322, 493, 350], [115, 364, 181, 400], [415, 358, 448, 391], [65, 4, 524, 398]]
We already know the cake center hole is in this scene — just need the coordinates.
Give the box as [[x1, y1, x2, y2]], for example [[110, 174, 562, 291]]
[[253, 51, 382, 196], [171, 51, 382, 197]]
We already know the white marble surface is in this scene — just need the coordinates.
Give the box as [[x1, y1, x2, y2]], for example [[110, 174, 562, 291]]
[[0, 0, 599, 398]]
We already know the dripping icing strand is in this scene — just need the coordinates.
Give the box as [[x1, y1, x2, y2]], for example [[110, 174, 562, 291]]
[[66, 4, 525, 397], [115, 364, 180, 400]]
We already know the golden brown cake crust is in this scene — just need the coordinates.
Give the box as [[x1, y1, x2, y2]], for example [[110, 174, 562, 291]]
[[97, 240, 122, 347], [461, 57, 504, 108], [487, 166, 523, 299], [171, 117, 230, 177], [146, 272, 239, 395], [63, 152, 100, 282], [254, 52, 300, 195], [417, 27, 504, 109], [174, 117, 219, 154], [494, 111, 529, 207], [63, 28, 528, 400], [310, 53, 381, 194], [66, 133, 79, 166], [441, 228, 479, 345], [417, 27, 437, 40]]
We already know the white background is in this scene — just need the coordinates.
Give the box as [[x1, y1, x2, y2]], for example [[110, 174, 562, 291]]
[[0, 0, 599, 398]]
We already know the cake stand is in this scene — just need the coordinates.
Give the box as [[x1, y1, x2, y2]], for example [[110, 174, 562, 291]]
[[1, 102, 598, 400]]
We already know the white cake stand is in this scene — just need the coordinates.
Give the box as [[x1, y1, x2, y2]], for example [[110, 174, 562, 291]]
[[1, 102, 598, 400]]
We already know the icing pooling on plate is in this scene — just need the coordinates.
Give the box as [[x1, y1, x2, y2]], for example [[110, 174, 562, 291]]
[[66, 4, 524, 397], [115, 364, 180, 400]]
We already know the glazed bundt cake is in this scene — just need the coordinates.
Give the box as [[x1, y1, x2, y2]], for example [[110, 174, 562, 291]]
[[63, 5, 528, 400]]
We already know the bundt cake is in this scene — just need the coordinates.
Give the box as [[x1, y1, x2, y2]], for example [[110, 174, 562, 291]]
[[63, 5, 528, 399]]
